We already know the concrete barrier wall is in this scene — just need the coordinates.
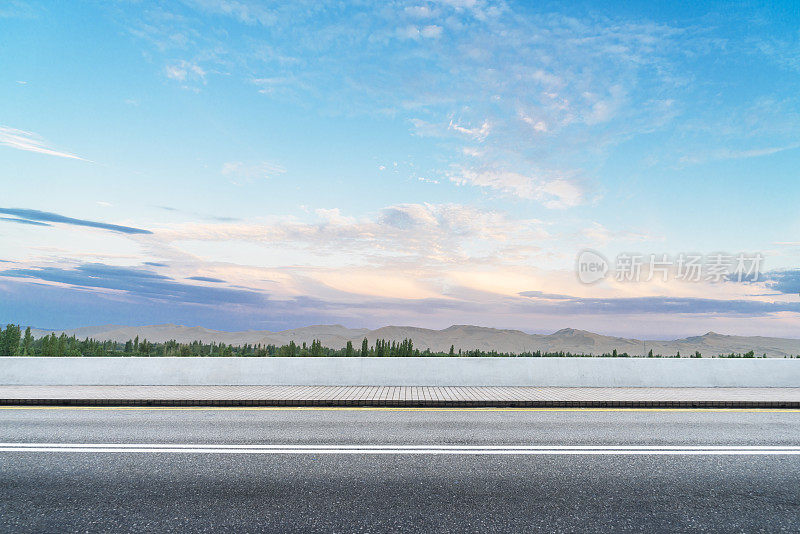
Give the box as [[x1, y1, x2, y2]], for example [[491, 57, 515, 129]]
[[1, 357, 799, 387]]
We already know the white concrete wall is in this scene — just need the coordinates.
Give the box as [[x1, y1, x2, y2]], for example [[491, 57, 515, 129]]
[[1, 357, 798, 387]]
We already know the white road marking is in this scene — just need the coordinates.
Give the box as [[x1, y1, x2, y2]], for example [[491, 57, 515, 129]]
[[2, 443, 800, 455]]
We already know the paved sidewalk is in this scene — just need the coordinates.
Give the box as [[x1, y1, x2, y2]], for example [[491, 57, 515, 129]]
[[2, 385, 800, 407]]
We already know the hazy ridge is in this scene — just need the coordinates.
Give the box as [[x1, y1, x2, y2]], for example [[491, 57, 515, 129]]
[[28, 324, 800, 358]]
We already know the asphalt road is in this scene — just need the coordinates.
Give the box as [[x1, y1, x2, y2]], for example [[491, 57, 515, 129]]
[[2, 407, 800, 532]]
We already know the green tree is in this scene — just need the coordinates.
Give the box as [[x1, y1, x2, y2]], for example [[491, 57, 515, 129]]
[[449, 345, 455, 357], [22, 327, 33, 355], [345, 340, 354, 357], [0, 324, 21, 355], [361, 338, 368, 357], [42, 333, 58, 356], [0, 325, 8, 355]]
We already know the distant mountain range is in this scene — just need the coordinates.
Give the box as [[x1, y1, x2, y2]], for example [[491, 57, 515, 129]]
[[29, 324, 800, 358]]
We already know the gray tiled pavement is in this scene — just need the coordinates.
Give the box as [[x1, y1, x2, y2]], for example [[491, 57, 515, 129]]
[[2, 385, 800, 407]]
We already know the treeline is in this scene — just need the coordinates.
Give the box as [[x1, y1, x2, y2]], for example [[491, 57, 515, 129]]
[[0, 324, 778, 358]]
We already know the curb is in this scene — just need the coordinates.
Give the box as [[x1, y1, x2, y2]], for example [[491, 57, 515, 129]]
[[2, 399, 800, 408]]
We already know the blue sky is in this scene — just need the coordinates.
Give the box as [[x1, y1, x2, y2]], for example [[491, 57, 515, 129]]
[[1, 0, 799, 337]]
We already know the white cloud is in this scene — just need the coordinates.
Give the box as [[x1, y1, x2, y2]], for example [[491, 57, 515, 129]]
[[315, 208, 356, 226], [155, 202, 550, 268], [0, 0, 40, 18], [0, 126, 88, 161], [185, 0, 276, 26], [448, 119, 490, 141], [421, 25, 443, 38], [581, 222, 652, 246], [252, 75, 305, 95], [400, 24, 443, 40], [399, 25, 422, 39], [519, 112, 548, 132], [404, 6, 435, 18], [538, 179, 584, 209], [221, 161, 286, 183], [581, 85, 627, 125], [409, 118, 447, 137], [434, 0, 481, 12], [679, 143, 800, 165], [450, 168, 584, 208], [165, 60, 206, 82]]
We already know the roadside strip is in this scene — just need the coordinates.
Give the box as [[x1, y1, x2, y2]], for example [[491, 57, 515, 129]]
[[2, 405, 800, 412], [3, 443, 800, 455], [4, 399, 800, 408]]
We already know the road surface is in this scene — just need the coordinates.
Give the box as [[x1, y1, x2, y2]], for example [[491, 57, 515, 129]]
[[2, 406, 800, 532]]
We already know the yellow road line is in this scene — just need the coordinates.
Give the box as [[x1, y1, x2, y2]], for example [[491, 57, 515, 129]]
[[1, 406, 799, 413]]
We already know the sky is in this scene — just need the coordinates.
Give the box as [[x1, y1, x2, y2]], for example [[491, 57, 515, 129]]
[[1, 0, 799, 338]]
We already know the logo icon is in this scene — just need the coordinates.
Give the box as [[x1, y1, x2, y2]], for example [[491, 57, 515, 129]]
[[576, 249, 609, 284]]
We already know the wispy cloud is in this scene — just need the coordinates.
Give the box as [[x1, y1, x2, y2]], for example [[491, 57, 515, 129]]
[[450, 168, 584, 208], [0, 217, 51, 227], [187, 275, 226, 283], [165, 60, 206, 83], [581, 222, 653, 246], [119, 2, 696, 208], [448, 119, 490, 141], [0, 208, 152, 235], [0, 126, 88, 161], [679, 142, 800, 165], [154, 202, 549, 267], [221, 161, 286, 183], [0, 0, 41, 19], [518, 292, 800, 316], [759, 269, 800, 295], [399, 24, 443, 40], [114, 1, 800, 218], [0, 263, 263, 305], [185, 0, 277, 26]]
